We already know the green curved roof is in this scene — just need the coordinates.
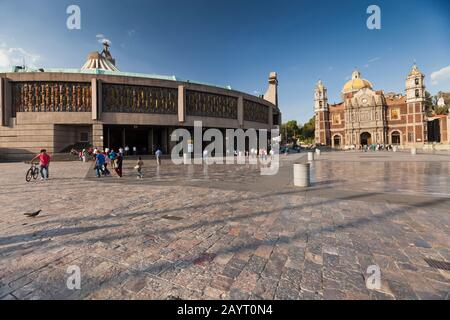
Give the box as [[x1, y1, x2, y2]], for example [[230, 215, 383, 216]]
[[1, 67, 234, 91]]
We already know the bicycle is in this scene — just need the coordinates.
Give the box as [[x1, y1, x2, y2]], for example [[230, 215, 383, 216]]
[[26, 163, 40, 182]]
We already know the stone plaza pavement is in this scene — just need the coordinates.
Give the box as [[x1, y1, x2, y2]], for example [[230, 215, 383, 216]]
[[0, 151, 449, 300]]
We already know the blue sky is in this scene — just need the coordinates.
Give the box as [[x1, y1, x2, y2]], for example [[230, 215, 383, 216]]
[[0, 0, 449, 124]]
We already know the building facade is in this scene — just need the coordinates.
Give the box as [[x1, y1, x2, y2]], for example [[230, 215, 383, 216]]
[[0, 44, 281, 160], [314, 65, 449, 148]]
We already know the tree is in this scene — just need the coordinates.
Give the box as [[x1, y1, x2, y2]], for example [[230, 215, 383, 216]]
[[428, 91, 450, 116], [299, 117, 315, 142], [281, 120, 300, 144], [424, 91, 434, 115]]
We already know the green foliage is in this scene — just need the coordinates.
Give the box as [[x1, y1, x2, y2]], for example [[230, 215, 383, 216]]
[[426, 91, 449, 116], [299, 117, 315, 142], [281, 120, 300, 144], [425, 91, 434, 112], [281, 117, 315, 144]]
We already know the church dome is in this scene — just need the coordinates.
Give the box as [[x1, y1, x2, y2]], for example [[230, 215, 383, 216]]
[[81, 42, 119, 72], [342, 70, 373, 94]]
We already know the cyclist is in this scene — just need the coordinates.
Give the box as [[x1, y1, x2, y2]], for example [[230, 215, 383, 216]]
[[31, 149, 51, 180]]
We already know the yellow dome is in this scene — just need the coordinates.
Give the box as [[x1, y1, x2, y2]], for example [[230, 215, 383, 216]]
[[342, 70, 373, 93]]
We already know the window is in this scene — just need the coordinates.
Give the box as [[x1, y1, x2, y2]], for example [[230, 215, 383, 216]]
[[415, 89, 420, 98], [408, 132, 414, 143], [332, 113, 341, 125], [390, 108, 400, 120], [415, 78, 419, 85], [80, 132, 89, 142], [319, 101, 323, 107]]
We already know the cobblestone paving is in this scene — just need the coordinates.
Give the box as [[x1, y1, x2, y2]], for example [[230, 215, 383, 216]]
[[0, 151, 449, 300]]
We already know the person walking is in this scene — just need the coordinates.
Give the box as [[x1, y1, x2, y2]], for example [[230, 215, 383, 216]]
[[119, 147, 124, 157], [103, 150, 111, 176], [155, 148, 163, 166], [82, 149, 88, 162], [31, 149, 51, 180], [109, 149, 117, 170], [135, 157, 144, 179], [95, 151, 106, 178], [125, 145, 130, 156], [115, 153, 123, 178]]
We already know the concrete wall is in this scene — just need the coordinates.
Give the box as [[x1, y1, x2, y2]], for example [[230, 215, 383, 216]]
[[0, 122, 55, 159], [54, 124, 92, 152], [0, 72, 280, 160]]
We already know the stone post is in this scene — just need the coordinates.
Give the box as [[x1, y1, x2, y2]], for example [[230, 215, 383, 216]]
[[238, 95, 244, 127], [91, 79, 98, 120], [0, 77, 4, 126], [92, 124, 104, 149], [308, 152, 315, 161], [1, 78, 12, 126], [294, 163, 311, 187], [178, 85, 185, 123]]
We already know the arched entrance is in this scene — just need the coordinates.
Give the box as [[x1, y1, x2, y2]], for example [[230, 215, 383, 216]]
[[391, 131, 401, 145], [360, 132, 372, 146], [333, 135, 341, 148]]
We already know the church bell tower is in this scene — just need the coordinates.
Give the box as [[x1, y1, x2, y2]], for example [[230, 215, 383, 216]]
[[314, 80, 330, 145], [405, 64, 426, 144]]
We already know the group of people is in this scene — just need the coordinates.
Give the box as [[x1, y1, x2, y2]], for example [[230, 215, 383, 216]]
[[362, 144, 396, 152], [93, 148, 124, 178], [93, 147, 163, 179], [30, 146, 163, 181]]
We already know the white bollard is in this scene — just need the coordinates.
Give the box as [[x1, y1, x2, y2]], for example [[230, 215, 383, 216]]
[[294, 163, 311, 187], [308, 152, 314, 162], [315, 149, 321, 156], [183, 153, 191, 164], [411, 148, 417, 155]]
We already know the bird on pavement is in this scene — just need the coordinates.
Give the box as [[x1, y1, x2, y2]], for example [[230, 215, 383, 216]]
[[24, 210, 42, 217]]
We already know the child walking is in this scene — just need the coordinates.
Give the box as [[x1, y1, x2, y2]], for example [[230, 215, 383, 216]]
[[135, 157, 144, 179]]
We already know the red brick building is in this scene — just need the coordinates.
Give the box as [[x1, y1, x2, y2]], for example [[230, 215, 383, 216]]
[[314, 65, 449, 148]]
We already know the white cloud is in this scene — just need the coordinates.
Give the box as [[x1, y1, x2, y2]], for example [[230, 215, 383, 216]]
[[0, 46, 40, 69], [127, 29, 136, 37], [368, 57, 381, 63], [96, 34, 111, 45], [430, 65, 450, 86]]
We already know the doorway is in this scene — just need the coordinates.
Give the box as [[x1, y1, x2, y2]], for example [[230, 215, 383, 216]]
[[360, 132, 372, 146], [391, 131, 401, 145], [333, 135, 341, 148]]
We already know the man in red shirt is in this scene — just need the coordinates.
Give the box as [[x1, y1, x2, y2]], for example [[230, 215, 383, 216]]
[[31, 149, 51, 180]]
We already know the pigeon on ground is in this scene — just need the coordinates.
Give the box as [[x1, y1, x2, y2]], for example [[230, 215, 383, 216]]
[[24, 210, 42, 217]]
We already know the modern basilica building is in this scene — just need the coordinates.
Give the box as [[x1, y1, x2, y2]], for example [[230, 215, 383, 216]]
[[314, 65, 449, 149], [0, 43, 281, 160]]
